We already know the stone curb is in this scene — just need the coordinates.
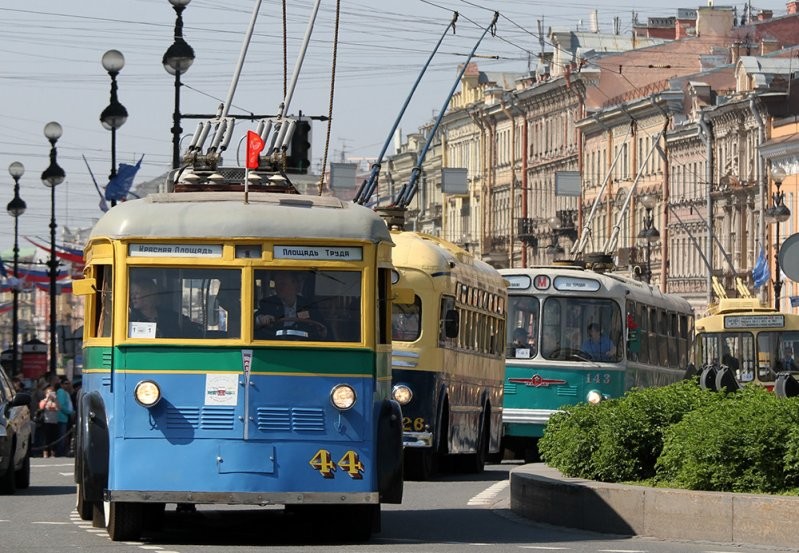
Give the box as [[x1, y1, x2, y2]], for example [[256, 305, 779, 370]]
[[510, 463, 799, 549]]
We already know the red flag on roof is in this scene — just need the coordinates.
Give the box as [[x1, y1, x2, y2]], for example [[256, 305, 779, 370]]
[[246, 131, 265, 169]]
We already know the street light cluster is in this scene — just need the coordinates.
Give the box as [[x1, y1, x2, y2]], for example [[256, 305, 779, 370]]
[[637, 195, 660, 284], [4, 1, 195, 378], [766, 165, 791, 310]]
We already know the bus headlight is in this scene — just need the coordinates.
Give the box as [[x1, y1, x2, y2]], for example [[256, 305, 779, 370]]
[[134, 380, 161, 407], [330, 384, 357, 410], [392, 384, 413, 405], [586, 390, 604, 405]]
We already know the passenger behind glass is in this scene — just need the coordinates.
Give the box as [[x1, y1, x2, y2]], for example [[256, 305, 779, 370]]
[[129, 277, 201, 339]]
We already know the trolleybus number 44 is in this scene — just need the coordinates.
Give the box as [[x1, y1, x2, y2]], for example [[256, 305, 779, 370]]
[[309, 449, 365, 479]]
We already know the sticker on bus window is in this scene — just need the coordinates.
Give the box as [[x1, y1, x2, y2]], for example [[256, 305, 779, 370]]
[[514, 347, 531, 359], [129, 322, 157, 339], [205, 374, 239, 406]]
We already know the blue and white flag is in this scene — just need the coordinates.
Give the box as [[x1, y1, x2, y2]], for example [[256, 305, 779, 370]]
[[752, 247, 770, 289], [105, 155, 143, 202], [790, 296, 799, 308]]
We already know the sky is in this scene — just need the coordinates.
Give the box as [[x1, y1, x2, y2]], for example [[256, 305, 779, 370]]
[[0, 0, 792, 256]]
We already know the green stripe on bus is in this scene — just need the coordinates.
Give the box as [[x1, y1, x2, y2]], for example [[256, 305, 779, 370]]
[[83, 345, 377, 376]]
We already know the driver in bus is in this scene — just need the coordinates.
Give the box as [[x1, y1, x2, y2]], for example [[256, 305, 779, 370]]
[[780, 345, 798, 372], [255, 271, 327, 340], [580, 322, 616, 361]]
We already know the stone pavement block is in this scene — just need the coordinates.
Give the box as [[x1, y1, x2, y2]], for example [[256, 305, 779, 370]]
[[732, 494, 799, 549], [643, 487, 732, 542]]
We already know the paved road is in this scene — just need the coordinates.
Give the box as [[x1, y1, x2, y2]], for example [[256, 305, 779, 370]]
[[1, 458, 795, 553]]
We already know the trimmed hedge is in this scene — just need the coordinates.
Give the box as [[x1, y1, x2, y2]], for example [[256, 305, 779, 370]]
[[539, 378, 799, 493]]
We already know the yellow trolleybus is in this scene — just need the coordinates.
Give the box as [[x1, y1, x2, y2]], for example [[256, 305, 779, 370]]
[[694, 297, 799, 396], [389, 231, 507, 480]]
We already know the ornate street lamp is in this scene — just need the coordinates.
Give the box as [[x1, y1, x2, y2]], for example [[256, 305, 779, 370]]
[[41, 121, 65, 378], [637, 194, 660, 284], [100, 49, 128, 207], [7, 162, 26, 375], [766, 165, 790, 310], [163, 0, 195, 169], [546, 215, 565, 256]]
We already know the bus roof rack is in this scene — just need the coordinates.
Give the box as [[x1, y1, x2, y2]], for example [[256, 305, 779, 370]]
[[709, 297, 773, 315], [166, 166, 299, 195]]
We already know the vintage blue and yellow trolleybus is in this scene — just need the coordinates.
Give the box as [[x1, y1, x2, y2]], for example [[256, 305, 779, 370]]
[[72, 180, 404, 541]]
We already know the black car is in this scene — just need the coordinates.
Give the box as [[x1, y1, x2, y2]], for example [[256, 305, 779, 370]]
[[0, 367, 32, 494]]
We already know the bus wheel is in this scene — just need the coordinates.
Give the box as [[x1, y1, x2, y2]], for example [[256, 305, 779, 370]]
[[106, 502, 143, 542], [523, 439, 541, 463], [461, 416, 489, 474], [142, 503, 166, 531], [76, 483, 94, 521], [404, 448, 436, 481]]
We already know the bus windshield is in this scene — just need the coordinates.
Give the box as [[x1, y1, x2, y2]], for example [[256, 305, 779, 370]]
[[698, 330, 799, 383], [506, 296, 539, 358], [129, 268, 241, 340], [541, 297, 622, 362]]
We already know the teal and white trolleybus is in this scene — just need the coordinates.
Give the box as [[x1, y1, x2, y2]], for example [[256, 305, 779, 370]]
[[498, 264, 694, 460]]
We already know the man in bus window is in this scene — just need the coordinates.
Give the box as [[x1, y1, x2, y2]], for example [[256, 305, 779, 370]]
[[510, 327, 535, 358], [580, 323, 616, 361], [780, 345, 798, 371], [129, 277, 201, 339], [255, 271, 327, 340]]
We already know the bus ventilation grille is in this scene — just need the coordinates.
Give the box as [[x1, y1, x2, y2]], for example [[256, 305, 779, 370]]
[[257, 407, 325, 433]]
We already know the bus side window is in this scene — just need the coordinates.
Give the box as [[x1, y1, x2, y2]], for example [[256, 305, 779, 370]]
[[95, 265, 113, 338], [439, 296, 456, 346]]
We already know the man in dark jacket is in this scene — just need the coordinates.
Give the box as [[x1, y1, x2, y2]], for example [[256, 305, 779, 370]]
[[255, 271, 327, 340]]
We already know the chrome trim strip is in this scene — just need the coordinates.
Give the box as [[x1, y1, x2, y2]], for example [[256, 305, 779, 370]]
[[392, 350, 420, 358], [502, 407, 560, 426], [106, 490, 379, 505], [402, 431, 433, 448]]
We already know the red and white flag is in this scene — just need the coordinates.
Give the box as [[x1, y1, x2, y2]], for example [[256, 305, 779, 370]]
[[246, 131, 265, 169]]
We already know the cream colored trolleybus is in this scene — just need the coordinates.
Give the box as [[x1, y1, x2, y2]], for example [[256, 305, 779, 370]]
[[389, 231, 507, 480], [694, 297, 799, 397], [72, 187, 404, 542]]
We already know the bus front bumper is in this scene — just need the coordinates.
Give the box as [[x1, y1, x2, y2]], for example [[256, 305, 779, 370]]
[[502, 408, 559, 426], [106, 490, 380, 505], [402, 431, 433, 448]]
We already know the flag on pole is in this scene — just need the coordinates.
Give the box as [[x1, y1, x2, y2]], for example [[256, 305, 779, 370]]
[[752, 247, 770, 289], [246, 131, 265, 169], [106, 155, 144, 202]]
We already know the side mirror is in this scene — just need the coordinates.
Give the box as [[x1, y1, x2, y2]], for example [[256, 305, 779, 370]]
[[775, 372, 799, 398], [72, 278, 97, 296], [392, 287, 414, 305], [444, 309, 459, 338]]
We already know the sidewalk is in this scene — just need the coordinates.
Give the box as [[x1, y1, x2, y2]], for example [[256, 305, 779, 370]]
[[510, 462, 799, 550]]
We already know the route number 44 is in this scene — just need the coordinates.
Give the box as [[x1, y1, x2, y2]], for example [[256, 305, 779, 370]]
[[310, 449, 365, 479]]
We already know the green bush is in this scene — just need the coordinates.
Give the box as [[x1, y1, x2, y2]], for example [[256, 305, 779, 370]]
[[540, 379, 721, 482], [655, 386, 799, 493]]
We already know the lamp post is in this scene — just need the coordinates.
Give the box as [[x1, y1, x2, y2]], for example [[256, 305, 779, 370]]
[[41, 122, 65, 378], [7, 162, 26, 376], [545, 215, 566, 258], [163, 0, 195, 170], [637, 194, 660, 284], [100, 49, 128, 207], [766, 166, 790, 310]]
